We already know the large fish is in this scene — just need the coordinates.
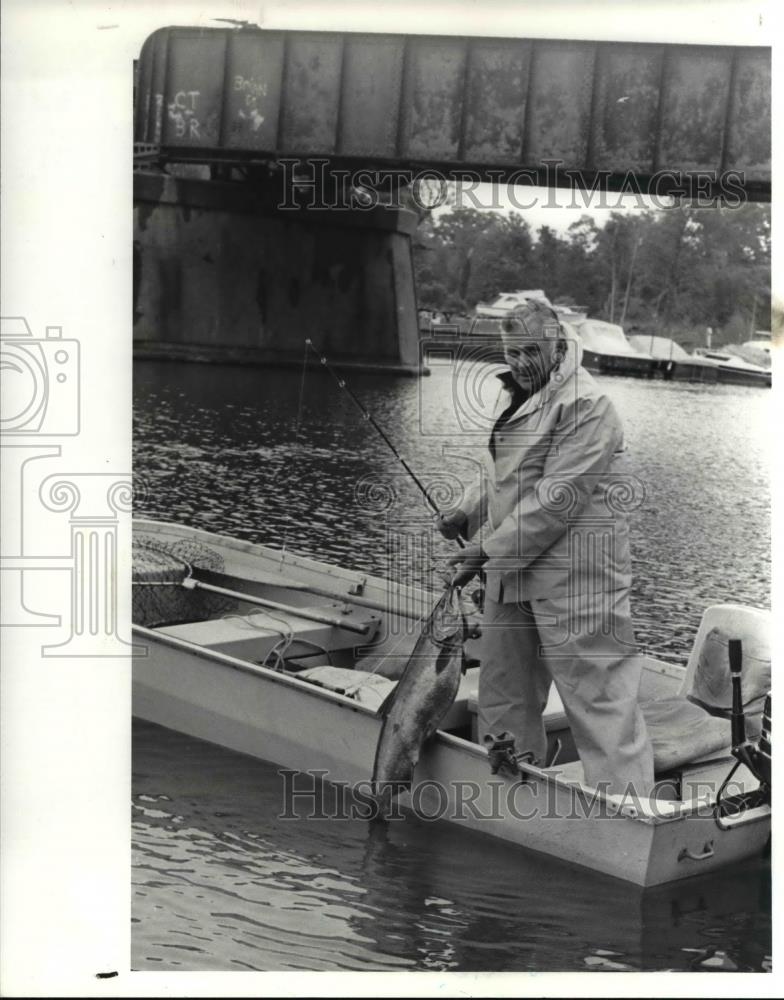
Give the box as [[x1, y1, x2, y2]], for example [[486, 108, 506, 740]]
[[371, 584, 467, 809]]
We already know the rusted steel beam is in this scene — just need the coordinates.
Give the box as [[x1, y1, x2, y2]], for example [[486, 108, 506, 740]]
[[135, 26, 770, 199]]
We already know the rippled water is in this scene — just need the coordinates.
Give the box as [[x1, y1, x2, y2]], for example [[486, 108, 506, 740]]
[[134, 359, 770, 661], [133, 358, 771, 971], [133, 720, 770, 972]]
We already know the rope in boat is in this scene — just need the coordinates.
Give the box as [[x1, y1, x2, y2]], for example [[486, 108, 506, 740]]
[[219, 608, 295, 671], [218, 608, 337, 671]]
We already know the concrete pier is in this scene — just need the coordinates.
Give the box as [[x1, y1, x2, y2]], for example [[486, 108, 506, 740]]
[[133, 173, 422, 374]]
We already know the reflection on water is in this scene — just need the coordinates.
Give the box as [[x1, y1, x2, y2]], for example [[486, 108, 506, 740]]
[[133, 359, 771, 971], [133, 720, 770, 972]]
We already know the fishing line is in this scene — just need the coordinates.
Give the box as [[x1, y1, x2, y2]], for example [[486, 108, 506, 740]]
[[305, 339, 465, 549], [279, 340, 312, 564]]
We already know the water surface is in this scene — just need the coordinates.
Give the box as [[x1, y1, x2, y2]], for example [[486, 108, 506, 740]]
[[133, 358, 771, 971], [133, 720, 770, 972]]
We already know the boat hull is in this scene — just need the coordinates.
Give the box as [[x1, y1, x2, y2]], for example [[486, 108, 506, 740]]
[[654, 359, 719, 383], [714, 365, 772, 387], [133, 625, 770, 887], [581, 349, 657, 378]]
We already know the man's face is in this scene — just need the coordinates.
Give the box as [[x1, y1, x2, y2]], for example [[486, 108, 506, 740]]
[[501, 329, 554, 393], [500, 308, 562, 392]]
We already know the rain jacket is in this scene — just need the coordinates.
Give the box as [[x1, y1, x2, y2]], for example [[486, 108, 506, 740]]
[[460, 337, 635, 603]]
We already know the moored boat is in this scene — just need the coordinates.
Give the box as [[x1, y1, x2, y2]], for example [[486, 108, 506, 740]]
[[567, 318, 658, 378], [132, 519, 771, 888], [628, 335, 719, 383], [692, 349, 772, 387], [474, 289, 552, 318]]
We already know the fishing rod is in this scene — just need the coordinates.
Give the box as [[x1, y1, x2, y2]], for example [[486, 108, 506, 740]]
[[305, 339, 465, 549]]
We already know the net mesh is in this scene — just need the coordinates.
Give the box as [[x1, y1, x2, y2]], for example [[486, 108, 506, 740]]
[[132, 535, 237, 628]]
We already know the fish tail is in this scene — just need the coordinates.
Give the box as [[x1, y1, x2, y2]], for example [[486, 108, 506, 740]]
[[368, 810, 389, 827], [370, 778, 411, 820]]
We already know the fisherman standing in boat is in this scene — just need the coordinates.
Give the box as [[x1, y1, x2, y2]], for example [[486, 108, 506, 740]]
[[436, 298, 655, 798]]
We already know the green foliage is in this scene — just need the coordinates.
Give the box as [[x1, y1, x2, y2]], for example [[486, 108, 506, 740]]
[[412, 203, 771, 346]]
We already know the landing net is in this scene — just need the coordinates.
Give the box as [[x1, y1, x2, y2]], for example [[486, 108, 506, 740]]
[[132, 535, 237, 627]]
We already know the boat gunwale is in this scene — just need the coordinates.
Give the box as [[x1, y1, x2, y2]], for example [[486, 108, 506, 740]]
[[134, 518, 690, 681], [133, 517, 441, 618], [132, 621, 768, 829]]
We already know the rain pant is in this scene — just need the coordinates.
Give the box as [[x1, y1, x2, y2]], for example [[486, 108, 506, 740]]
[[460, 336, 655, 797]]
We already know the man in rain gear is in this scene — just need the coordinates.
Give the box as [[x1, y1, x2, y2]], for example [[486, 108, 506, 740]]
[[437, 299, 654, 797]]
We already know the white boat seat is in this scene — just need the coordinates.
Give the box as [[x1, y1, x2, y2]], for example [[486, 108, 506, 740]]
[[159, 605, 381, 661], [643, 604, 770, 773], [461, 664, 750, 772], [642, 696, 738, 773], [678, 605, 770, 712], [641, 693, 770, 776], [459, 604, 771, 774]]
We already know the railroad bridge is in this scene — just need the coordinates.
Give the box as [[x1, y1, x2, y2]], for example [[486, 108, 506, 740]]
[[133, 26, 770, 373]]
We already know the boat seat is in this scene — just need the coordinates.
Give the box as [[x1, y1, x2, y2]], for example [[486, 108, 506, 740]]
[[461, 605, 771, 775], [459, 664, 742, 772], [642, 605, 770, 773], [642, 693, 768, 774], [159, 605, 381, 662], [642, 697, 737, 773], [677, 605, 770, 709]]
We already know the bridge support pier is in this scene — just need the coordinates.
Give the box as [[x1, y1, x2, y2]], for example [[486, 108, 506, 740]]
[[133, 173, 421, 374]]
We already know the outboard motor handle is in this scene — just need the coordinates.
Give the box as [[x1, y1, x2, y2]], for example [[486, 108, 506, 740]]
[[715, 639, 771, 827], [727, 638, 770, 792], [728, 638, 747, 748], [758, 694, 771, 787]]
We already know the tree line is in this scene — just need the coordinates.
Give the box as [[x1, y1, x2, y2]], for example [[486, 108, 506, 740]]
[[413, 202, 771, 348]]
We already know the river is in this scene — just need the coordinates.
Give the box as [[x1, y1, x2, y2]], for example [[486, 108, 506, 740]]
[[132, 356, 771, 972]]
